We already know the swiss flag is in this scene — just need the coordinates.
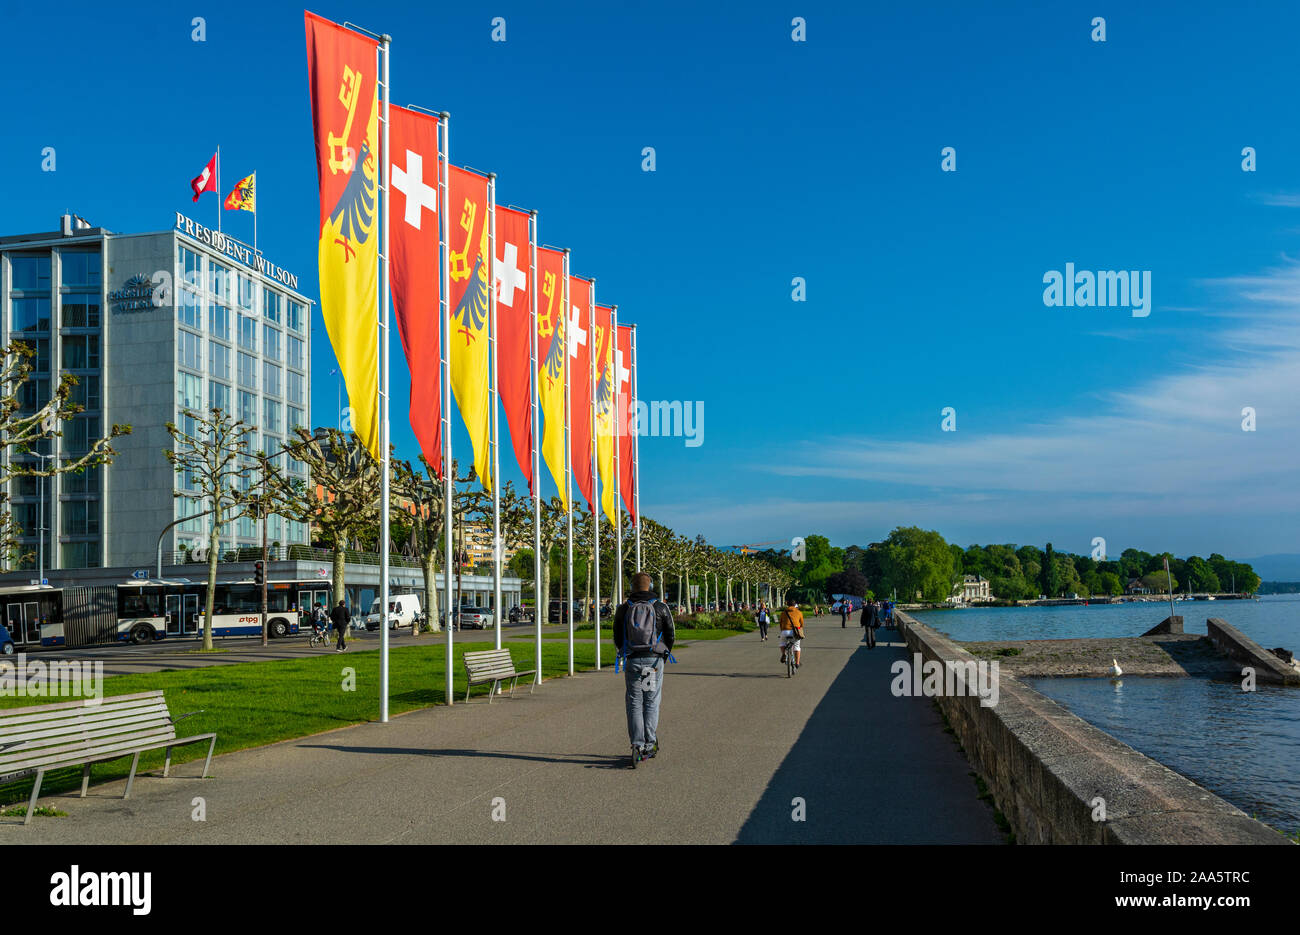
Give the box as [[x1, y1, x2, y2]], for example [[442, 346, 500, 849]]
[[190, 153, 217, 202], [495, 206, 533, 492], [389, 106, 443, 475]]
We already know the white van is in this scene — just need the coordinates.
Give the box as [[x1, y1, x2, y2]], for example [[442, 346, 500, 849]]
[[365, 594, 422, 630]]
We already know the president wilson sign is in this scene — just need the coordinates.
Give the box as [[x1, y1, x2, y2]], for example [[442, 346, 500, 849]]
[[174, 212, 301, 291]]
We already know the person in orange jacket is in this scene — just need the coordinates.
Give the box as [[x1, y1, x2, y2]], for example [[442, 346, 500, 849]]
[[778, 596, 805, 668]]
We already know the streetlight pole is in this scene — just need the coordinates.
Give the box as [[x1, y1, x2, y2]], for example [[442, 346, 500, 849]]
[[257, 430, 326, 646]]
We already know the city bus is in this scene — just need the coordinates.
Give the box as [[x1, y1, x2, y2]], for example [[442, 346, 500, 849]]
[[0, 578, 334, 650]]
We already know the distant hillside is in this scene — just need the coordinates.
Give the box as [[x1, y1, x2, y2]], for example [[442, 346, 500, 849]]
[[1259, 582, 1300, 595], [1242, 554, 1300, 581]]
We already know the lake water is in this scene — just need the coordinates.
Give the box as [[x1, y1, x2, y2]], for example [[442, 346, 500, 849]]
[[913, 596, 1300, 837]]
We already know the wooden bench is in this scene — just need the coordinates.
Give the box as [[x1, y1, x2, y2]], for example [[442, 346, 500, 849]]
[[463, 649, 536, 703], [0, 690, 217, 825]]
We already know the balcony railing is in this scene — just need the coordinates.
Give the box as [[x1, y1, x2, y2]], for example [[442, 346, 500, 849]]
[[167, 544, 424, 569]]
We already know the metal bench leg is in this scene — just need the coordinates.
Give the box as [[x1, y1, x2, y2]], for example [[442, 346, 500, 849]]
[[81, 763, 92, 797], [509, 675, 519, 698], [124, 752, 141, 800], [464, 682, 472, 704], [163, 745, 173, 778], [25, 769, 44, 825], [202, 737, 217, 779], [488, 679, 497, 704]]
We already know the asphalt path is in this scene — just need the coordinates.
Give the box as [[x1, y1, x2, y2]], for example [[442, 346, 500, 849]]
[[3, 615, 1003, 844]]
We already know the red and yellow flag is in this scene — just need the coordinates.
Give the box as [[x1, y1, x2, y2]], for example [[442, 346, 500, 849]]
[[224, 172, 256, 212], [305, 12, 380, 457], [594, 305, 617, 526], [448, 166, 492, 491], [616, 324, 636, 524], [537, 247, 567, 504]]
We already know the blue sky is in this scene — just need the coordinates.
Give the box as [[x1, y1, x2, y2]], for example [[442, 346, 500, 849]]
[[9, 0, 1300, 558]]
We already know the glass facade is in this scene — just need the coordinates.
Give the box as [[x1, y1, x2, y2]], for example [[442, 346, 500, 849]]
[[0, 229, 309, 572]]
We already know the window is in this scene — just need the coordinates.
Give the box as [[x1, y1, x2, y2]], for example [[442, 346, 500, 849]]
[[263, 435, 283, 468], [178, 287, 201, 329], [209, 262, 229, 301], [286, 371, 304, 405], [28, 339, 50, 373], [209, 380, 230, 414], [263, 362, 281, 397], [179, 246, 202, 290], [62, 334, 101, 369], [263, 399, 281, 434], [11, 255, 51, 290], [61, 251, 102, 287], [238, 514, 255, 539], [62, 295, 101, 328], [287, 300, 305, 334], [61, 541, 101, 569], [238, 352, 257, 390], [177, 330, 202, 371], [177, 372, 203, 419], [12, 475, 38, 497], [177, 495, 207, 534], [13, 502, 38, 535], [287, 406, 304, 434], [63, 464, 99, 495], [210, 301, 230, 341], [65, 417, 100, 456], [239, 390, 257, 426], [209, 341, 230, 380], [62, 501, 100, 535], [263, 324, 281, 360], [69, 375, 100, 410], [287, 335, 304, 370], [236, 273, 255, 311], [13, 298, 51, 332], [18, 378, 49, 414], [238, 314, 257, 351], [264, 289, 282, 323]]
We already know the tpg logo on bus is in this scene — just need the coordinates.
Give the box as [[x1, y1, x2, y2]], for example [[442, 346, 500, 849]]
[[238, 616, 259, 625]]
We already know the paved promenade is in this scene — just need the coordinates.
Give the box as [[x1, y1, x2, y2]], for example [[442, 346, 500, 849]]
[[3, 616, 1003, 844]]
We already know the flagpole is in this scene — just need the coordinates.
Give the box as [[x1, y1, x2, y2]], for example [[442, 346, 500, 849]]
[[632, 325, 641, 571], [378, 33, 392, 723], [216, 146, 222, 235], [529, 210, 542, 684], [613, 304, 622, 608], [591, 281, 601, 671], [440, 111, 455, 703], [488, 174, 502, 654], [562, 249, 574, 676]]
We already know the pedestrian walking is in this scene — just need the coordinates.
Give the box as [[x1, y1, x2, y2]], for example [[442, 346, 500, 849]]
[[839, 600, 848, 628], [330, 599, 350, 652], [862, 602, 876, 648], [754, 602, 770, 641], [613, 571, 676, 768]]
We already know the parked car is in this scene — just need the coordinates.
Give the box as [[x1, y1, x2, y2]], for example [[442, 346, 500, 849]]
[[365, 594, 423, 631], [456, 606, 494, 630], [0, 622, 13, 655]]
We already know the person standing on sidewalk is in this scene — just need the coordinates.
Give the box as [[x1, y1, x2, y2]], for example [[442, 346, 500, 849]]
[[613, 572, 676, 767], [839, 600, 848, 628], [861, 602, 876, 648], [754, 602, 770, 641], [330, 599, 350, 652]]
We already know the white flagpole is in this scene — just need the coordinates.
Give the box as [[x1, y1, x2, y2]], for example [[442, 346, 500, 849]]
[[613, 305, 622, 607], [440, 111, 455, 704], [216, 146, 222, 235], [591, 282, 600, 671], [378, 34, 392, 723], [488, 174, 502, 654], [253, 172, 258, 257], [632, 325, 641, 571], [529, 210, 542, 684], [563, 249, 574, 676]]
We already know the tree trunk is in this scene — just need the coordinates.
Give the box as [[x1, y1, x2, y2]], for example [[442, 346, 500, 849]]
[[423, 552, 440, 632], [332, 537, 347, 630], [202, 520, 220, 651], [539, 540, 552, 621]]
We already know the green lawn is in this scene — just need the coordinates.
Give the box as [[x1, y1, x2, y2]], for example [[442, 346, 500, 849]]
[[0, 639, 612, 809]]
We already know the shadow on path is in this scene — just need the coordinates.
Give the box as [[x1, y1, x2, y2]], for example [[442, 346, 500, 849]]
[[296, 743, 628, 769], [733, 638, 1004, 844]]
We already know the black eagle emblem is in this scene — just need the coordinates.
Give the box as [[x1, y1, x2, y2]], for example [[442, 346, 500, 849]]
[[545, 304, 566, 381], [454, 253, 489, 344], [328, 139, 376, 258]]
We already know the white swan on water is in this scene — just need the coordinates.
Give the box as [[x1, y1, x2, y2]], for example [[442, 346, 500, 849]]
[[1108, 658, 1123, 677]]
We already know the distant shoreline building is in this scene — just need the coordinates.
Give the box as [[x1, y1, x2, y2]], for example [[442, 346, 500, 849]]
[[0, 213, 313, 572], [954, 574, 991, 603]]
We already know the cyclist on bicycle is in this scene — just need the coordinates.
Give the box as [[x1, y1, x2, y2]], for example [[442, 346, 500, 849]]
[[778, 596, 805, 669], [310, 602, 328, 639]]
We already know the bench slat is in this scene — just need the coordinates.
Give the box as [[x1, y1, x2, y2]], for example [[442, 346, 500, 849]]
[[0, 697, 169, 734], [0, 720, 177, 766], [0, 706, 171, 743], [0, 727, 180, 778], [0, 690, 165, 722]]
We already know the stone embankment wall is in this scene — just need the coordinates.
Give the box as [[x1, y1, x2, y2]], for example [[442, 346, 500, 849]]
[[892, 612, 1290, 845], [1206, 617, 1300, 685]]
